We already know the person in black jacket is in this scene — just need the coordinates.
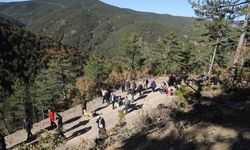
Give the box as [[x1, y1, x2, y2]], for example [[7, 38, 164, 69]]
[[81, 100, 87, 115], [23, 118, 33, 140], [56, 113, 65, 138], [0, 133, 6, 150], [137, 83, 143, 96], [96, 116, 106, 131]]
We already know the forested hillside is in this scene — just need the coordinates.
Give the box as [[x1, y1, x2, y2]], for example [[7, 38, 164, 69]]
[[0, 17, 86, 133], [0, 0, 192, 56]]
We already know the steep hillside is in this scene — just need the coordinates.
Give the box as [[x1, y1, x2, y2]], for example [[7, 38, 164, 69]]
[[0, 0, 193, 56], [0, 16, 84, 92], [0, 16, 86, 132]]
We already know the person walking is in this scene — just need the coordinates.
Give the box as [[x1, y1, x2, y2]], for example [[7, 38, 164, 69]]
[[150, 80, 157, 92], [130, 81, 137, 102], [48, 109, 57, 128], [111, 93, 117, 109], [96, 116, 106, 131], [121, 81, 125, 92], [81, 100, 87, 115], [116, 96, 122, 108], [137, 83, 143, 96], [125, 80, 130, 93], [105, 89, 111, 106], [131, 81, 136, 91], [23, 118, 33, 141], [123, 96, 130, 114], [101, 89, 108, 104], [0, 133, 6, 150], [168, 74, 176, 86], [55, 113, 65, 138], [143, 78, 149, 90]]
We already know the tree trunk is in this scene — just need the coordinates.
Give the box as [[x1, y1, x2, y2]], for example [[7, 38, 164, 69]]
[[40, 98, 45, 119], [233, 3, 250, 67], [60, 67, 68, 108], [21, 96, 26, 118], [130, 53, 135, 80], [208, 38, 219, 75], [32, 99, 37, 121]]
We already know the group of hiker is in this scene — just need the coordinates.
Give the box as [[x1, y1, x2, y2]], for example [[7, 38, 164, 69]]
[[1, 77, 169, 148], [100, 77, 161, 116], [21, 109, 65, 143], [101, 88, 124, 110], [95, 78, 156, 135], [159, 74, 178, 96], [159, 81, 174, 96]]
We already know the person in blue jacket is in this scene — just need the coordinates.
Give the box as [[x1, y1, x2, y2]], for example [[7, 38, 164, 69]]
[[150, 80, 157, 92]]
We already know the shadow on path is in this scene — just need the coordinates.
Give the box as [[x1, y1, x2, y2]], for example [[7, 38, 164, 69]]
[[68, 126, 92, 140], [94, 105, 109, 112], [8, 132, 39, 150], [63, 116, 82, 125], [64, 119, 90, 133], [127, 104, 143, 114], [143, 90, 152, 95], [135, 95, 147, 102]]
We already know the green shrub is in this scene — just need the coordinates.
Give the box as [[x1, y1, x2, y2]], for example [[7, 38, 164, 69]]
[[117, 110, 126, 125], [174, 86, 189, 108], [18, 131, 66, 150]]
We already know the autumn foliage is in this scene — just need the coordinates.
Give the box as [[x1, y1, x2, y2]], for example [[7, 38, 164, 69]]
[[76, 77, 96, 100]]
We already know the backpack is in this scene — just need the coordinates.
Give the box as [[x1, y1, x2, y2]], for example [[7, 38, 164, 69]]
[[24, 120, 32, 129], [56, 114, 63, 126], [98, 118, 104, 128], [137, 84, 143, 90], [111, 95, 116, 102]]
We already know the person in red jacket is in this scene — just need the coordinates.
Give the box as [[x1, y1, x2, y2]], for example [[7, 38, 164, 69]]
[[48, 109, 57, 128]]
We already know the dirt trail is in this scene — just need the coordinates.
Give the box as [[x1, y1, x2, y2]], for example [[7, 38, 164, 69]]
[[5, 77, 175, 150]]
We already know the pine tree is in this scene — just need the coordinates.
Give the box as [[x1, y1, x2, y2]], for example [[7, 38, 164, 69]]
[[30, 69, 56, 120], [176, 43, 195, 76], [84, 52, 111, 86], [119, 33, 141, 79], [4, 78, 27, 132], [161, 32, 181, 73], [189, 0, 247, 72]]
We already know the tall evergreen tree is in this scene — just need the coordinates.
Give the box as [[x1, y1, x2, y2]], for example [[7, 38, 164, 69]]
[[120, 33, 141, 79], [84, 52, 111, 86], [161, 32, 181, 73], [189, 0, 246, 72], [4, 78, 27, 132]]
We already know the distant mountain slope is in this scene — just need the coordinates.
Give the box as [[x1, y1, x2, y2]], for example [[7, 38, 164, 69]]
[[0, 16, 85, 94], [0, 13, 25, 28], [0, 0, 193, 56]]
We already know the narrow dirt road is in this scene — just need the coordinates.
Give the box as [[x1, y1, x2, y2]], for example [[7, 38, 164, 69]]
[[5, 77, 176, 150]]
